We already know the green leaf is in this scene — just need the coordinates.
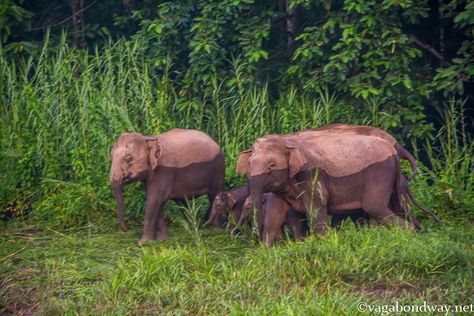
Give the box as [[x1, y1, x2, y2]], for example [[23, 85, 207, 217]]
[[403, 77, 413, 90]]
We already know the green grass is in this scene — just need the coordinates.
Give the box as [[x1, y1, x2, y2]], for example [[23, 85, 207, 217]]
[[1, 218, 472, 315]]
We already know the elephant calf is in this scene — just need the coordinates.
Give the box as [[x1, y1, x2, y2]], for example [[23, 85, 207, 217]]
[[242, 194, 308, 247], [205, 185, 249, 232], [109, 128, 225, 245]]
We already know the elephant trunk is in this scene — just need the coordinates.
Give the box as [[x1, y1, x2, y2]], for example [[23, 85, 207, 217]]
[[242, 174, 266, 235], [203, 202, 219, 227], [112, 183, 127, 232]]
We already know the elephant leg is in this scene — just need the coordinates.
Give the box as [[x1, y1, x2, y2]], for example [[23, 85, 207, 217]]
[[154, 207, 170, 240], [306, 186, 329, 235], [262, 225, 281, 248], [287, 210, 308, 240], [313, 206, 329, 235], [330, 214, 346, 229], [365, 206, 414, 229], [302, 174, 330, 235], [139, 194, 163, 245], [262, 206, 287, 248], [205, 153, 225, 227]]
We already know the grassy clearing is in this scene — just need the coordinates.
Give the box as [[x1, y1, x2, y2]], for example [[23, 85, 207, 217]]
[[1, 218, 472, 315]]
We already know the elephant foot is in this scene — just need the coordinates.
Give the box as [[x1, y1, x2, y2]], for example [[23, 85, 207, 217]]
[[154, 230, 170, 241], [138, 235, 154, 245]]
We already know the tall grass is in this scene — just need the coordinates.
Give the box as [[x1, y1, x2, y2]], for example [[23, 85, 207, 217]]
[[0, 35, 472, 225], [1, 224, 472, 314], [412, 98, 474, 218]]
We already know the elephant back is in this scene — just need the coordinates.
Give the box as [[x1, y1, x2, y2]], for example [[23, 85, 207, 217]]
[[156, 128, 221, 168], [290, 124, 398, 147], [293, 134, 397, 177]]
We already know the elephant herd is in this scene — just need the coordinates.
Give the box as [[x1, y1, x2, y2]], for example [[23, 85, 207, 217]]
[[109, 124, 439, 246]]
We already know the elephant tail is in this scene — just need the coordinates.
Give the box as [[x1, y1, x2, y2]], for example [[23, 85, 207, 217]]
[[390, 154, 405, 220], [406, 185, 441, 223], [395, 144, 418, 180]]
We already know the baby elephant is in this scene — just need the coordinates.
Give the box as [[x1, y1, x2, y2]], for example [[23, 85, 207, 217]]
[[205, 186, 249, 231], [242, 194, 308, 247]]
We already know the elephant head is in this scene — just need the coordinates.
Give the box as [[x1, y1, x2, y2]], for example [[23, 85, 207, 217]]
[[109, 132, 161, 231], [205, 192, 238, 226], [236, 136, 307, 228]]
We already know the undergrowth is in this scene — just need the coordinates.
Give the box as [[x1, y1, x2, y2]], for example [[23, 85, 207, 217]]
[[0, 221, 472, 315]]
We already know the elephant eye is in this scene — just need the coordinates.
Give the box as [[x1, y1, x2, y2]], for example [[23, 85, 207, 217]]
[[124, 155, 133, 163]]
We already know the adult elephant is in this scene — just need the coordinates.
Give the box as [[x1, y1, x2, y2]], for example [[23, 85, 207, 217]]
[[308, 124, 438, 223], [109, 128, 225, 244], [236, 132, 415, 238]]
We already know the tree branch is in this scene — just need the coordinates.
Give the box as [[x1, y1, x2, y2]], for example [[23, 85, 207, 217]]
[[28, 0, 98, 32], [412, 36, 451, 67]]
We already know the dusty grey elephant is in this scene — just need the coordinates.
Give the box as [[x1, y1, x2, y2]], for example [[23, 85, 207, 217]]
[[242, 194, 308, 247], [236, 132, 415, 242], [109, 128, 225, 244], [204, 185, 249, 232]]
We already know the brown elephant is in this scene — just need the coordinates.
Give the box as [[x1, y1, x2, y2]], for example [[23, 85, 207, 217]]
[[303, 124, 440, 223], [330, 174, 440, 229], [236, 132, 415, 240], [310, 123, 440, 223], [237, 124, 438, 232], [204, 185, 249, 233], [109, 128, 225, 244], [242, 194, 308, 247]]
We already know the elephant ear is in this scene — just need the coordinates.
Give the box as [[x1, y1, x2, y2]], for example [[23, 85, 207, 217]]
[[236, 149, 252, 174], [287, 146, 308, 177], [146, 138, 163, 170]]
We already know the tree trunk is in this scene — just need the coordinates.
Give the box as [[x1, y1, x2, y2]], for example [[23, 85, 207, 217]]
[[438, 0, 445, 67], [71, 0, 84, 48], [286, 1, 296, 51]]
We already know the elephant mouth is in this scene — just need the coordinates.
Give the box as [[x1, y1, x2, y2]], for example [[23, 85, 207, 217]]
[[122, 170, 148, 184], [122, 172, 132, 183]]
